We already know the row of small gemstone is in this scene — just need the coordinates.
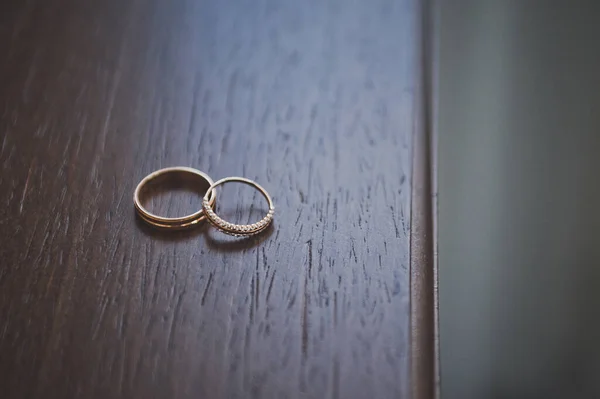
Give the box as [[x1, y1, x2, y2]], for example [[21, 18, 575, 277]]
[[203, 199, 274, 235]]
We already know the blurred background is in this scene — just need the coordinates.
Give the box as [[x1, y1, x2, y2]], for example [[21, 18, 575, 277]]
[[437, 1, 600, 398]]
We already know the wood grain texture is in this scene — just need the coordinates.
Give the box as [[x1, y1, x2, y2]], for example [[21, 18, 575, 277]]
[[0, 0, 418, 398]]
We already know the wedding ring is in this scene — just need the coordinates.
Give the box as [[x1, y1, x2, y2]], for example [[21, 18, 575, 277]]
[[134, 166, 216, 229], [202, 177, 274, 236]]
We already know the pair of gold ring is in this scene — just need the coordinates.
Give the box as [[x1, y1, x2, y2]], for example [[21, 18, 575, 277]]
[[133, 167, 274, 236]]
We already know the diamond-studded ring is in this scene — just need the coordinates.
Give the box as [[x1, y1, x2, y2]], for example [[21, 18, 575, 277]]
[[202, 177, 274, 237]]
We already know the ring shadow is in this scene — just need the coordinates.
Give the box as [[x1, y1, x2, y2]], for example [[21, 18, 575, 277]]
[[134, 209, 275, 251], [134, 211, 208, 241], [203, 223, 275, 252]]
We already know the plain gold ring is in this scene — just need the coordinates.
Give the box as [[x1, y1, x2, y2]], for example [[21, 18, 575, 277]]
[[202, 177, 274, 236], [134, 166, 217, 229]]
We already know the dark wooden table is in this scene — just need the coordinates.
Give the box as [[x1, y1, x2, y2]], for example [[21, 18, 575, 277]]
[[0, 0, 435, 398]]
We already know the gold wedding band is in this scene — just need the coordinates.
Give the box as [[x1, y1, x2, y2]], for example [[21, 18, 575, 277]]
[[202, 177, 274, 236], [134, 167, 216, 229]]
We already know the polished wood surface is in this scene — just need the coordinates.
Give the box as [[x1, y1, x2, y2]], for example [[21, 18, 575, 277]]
[[0, 0, 419, 397]]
